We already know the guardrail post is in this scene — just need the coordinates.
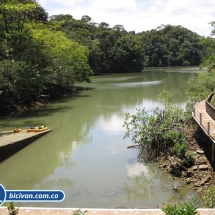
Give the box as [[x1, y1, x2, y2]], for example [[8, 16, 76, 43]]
[[200, 112, 202, 124], [212, 143, 215, 164], [208, 122, 210, 135]]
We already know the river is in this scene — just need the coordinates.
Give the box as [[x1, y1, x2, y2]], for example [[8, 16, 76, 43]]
[[0, 67, 202, 209]]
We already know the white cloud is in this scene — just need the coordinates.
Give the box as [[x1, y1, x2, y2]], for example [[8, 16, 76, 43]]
[[39, 0, 215, 36], [53, 0, 85, 7], [91, 0, 137, 11]]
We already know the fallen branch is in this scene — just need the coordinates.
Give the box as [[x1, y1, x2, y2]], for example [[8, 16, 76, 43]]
[[127, 144, 140, 149]]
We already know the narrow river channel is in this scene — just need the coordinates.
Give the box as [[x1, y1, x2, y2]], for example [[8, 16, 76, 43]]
[[0, 67, 202, 208]]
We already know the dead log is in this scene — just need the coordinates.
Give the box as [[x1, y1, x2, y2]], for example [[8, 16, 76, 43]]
[[127, 144, 141, 149]]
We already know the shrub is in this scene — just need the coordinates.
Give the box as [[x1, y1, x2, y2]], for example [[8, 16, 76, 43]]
[[162, 197, 199, 215], [185, 71, 215, 102], [183, 151, 195, 167], [7, 202, 19, 215], [172, 140, 188, 159], [123, 91, 187, 160]]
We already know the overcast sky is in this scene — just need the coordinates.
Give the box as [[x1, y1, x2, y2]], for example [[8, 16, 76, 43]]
[[38, 0, 215, 37]]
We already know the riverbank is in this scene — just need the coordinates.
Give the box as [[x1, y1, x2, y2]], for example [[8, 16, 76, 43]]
[[0, 96, 49, 117], [157, 124, 215, 201], [0, 91, 76, 117]]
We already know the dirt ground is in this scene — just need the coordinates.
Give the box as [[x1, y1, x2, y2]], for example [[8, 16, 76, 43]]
[[157, 124, 215, 201]]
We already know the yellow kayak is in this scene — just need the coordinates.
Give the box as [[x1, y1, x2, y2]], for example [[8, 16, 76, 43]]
[[34, 126, 48, 132], [27, 126, 36, 132], [14, 127, 21, 133]]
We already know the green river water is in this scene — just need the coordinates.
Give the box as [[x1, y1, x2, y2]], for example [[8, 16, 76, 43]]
[[0, 67, 202, 209]]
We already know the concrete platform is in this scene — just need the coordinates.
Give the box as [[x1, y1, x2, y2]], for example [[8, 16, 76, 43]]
[[0, 129, 52, 162], [0, 207, 214, 215]]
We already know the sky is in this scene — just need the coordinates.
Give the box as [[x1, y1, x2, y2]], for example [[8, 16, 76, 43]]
[[38, 0, 215, 37]]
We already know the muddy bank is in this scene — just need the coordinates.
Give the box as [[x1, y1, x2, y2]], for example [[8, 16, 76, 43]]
[[0, 90, 77, 117], [158, 125, 215, 199]]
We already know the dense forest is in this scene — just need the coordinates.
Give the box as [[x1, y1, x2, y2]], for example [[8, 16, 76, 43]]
[[0, 0, 215, 113]]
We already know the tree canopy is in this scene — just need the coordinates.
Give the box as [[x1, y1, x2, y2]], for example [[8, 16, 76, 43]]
[[138, 25, 202, 67], [0, 1, 92, 112]]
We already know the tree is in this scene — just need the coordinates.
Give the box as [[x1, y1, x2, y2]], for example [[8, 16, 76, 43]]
[[110, 34, 144, 72], [98, 22, 110, 30], [209, 21, 215, 36], [199, 22, 215, 73], [30, 24, 93, 91], [0, 60, 43, 105], [0, 0, 45, 61], [139, 25, 202, 67], [81, 15, 92, 24]]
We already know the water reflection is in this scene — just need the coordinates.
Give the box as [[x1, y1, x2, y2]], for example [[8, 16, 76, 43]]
[[98, 114, 126, 135], [124, 163, 194, 207], [110, 80, 164, 88], [126, 159, 149, 177]]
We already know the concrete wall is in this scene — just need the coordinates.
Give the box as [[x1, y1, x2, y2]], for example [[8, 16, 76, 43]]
[[0, 131, 51, 163]]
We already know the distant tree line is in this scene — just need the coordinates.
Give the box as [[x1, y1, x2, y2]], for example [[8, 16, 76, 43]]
[[0, 0, 214, 112], [48, 14, 205, 72], [138, 24, 202, 67], [48, 14, 145, 74]]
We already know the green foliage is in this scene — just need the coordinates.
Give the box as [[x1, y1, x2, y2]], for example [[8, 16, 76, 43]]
[[172, 140, 188, 158], [201, 52, 215, 74], [0, 60, 43, 104], [182, 151, 195, 167], [0, 1, 93, 111], [203, 186, 215, 208], [162, 198, 200, 215], [185, 20, 215, 108], [199, 24, 215, 73], [183, 61, 190, 66], [31, 24, 93, 84], [123, 90, 187, 159], [7, 202, 19, 215], [210, 21, 215, 36], [185, 71, 215, 102], [138, 24, 202, 67], [199, 37, 215, 65], [48, 15, 145, 75]]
